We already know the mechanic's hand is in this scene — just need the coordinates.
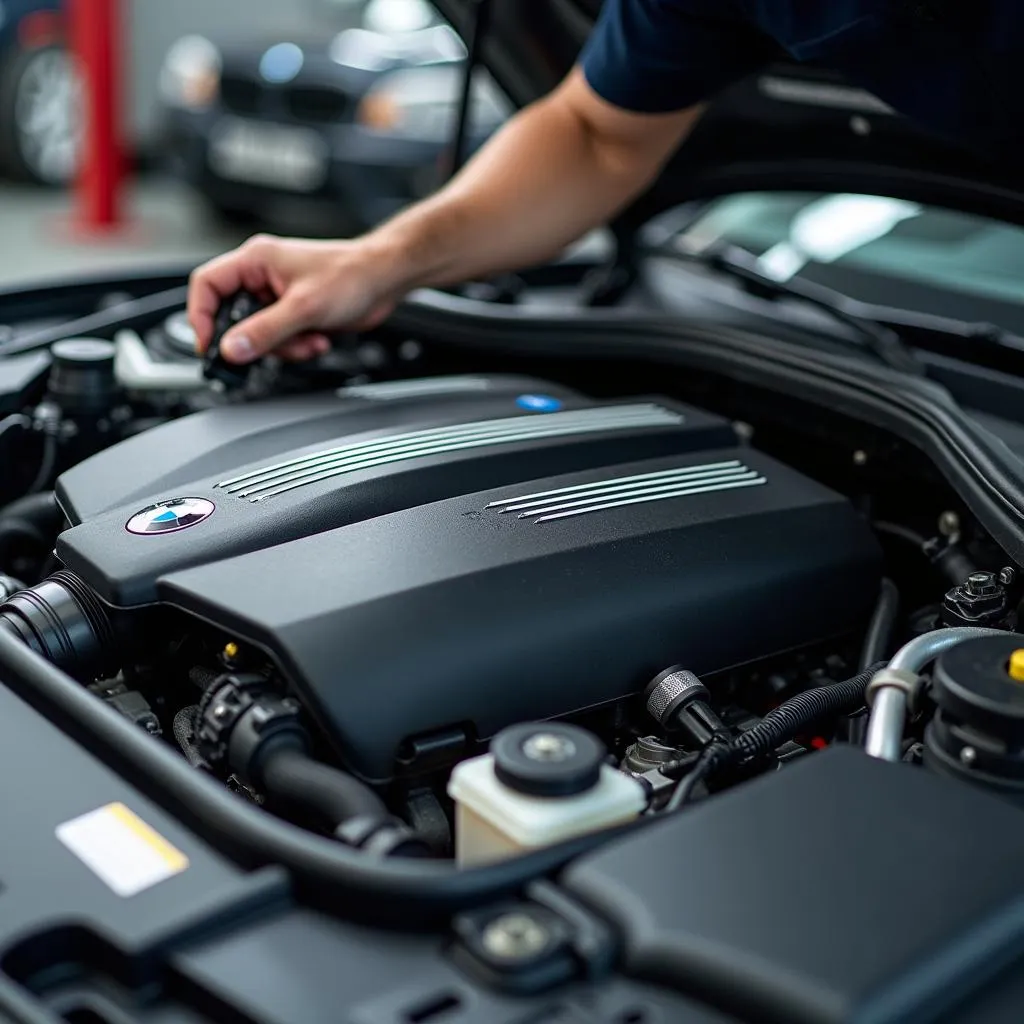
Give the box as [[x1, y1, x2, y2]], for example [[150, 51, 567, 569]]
[[188, 234, 403, 363]]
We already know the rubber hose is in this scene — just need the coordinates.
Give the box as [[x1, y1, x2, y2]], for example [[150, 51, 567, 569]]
[[258, 745, 389, 831], [859, 579, 900, 671], [0, 520, 46, 561], [931, 544, 978, 588], [0, 625, 652, 927], [873, 521, 977, 587], [0, 491, 62, 535]]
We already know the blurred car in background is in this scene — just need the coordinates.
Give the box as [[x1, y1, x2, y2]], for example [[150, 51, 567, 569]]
[[159, 0, 511, 232], [0, 0, 74, 184], [0, 0, 371, 187]]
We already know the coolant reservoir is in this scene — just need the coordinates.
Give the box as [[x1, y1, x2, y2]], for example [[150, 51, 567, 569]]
[[447, 723, 647, 867]]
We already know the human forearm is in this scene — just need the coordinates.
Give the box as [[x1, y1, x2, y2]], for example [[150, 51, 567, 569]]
[[367, 69, 702, 291], [188, 72, 701, 363]]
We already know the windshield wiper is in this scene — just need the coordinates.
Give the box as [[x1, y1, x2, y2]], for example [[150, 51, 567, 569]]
[[656, 240, 927, 376]]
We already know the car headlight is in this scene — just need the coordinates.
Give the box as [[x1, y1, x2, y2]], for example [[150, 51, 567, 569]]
[[160, 36, 221, 111], [356, 65, 509, 143]]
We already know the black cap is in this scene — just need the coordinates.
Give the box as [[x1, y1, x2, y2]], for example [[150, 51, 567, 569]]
[[48, 338, 117, 415], [491, 723, 606, 798], [932, 635, 1024, 742], [645, 667, 709, 727]]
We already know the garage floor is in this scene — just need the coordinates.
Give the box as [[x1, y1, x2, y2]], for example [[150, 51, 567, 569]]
[[0, 176, 248, 290]]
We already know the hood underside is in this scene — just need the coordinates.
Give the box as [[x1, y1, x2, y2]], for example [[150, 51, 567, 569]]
[[433, 0, 1024, 229]]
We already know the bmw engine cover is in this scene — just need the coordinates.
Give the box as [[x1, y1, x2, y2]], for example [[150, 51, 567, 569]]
[[55, 375, 881, 781]]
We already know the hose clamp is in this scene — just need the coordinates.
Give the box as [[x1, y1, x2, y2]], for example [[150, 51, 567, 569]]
[[866, 668, 921, 711]]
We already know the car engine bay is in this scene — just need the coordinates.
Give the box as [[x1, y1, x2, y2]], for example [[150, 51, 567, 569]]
[[0, 281, 1017, 855], [3, 277, 1024, 1022]]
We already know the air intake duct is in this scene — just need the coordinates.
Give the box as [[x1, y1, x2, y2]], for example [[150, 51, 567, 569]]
[[0, 570, 114, 679]]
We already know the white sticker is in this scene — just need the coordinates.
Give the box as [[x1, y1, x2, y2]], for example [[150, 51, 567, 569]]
[[56, 802, 189, 897]]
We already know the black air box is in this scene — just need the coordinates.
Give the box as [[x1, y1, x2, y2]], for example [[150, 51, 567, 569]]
[[564, 747, 1024, 1024]]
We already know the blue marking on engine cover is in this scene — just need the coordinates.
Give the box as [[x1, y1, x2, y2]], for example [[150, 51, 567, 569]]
[[516, 394, 563, 413]]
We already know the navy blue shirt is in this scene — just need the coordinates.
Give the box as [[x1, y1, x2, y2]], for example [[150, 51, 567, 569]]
[[580, 1, 1024, 161]]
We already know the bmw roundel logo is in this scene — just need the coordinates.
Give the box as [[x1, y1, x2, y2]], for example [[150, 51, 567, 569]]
[[126, 498, 215, 536]]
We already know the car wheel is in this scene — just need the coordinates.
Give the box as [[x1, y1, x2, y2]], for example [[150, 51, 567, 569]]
[[0, 44, 82, 185]]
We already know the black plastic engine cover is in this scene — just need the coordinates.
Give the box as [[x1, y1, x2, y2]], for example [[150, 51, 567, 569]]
[[156, 446, 879, 782], [57, 374, 585, 524], [55, 376, 879, 781]]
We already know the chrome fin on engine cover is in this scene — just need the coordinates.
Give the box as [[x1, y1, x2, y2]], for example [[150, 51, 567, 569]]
[[487, 461, 767, 522]]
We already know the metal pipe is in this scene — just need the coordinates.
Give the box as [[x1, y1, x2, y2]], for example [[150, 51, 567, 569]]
[[864, 687, 907, 761], [888, 627, 1008, 674], [865, 627, 1014, 761]]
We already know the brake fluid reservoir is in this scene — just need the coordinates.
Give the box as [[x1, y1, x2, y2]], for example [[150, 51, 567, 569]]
[[447, 723, 647, 867]]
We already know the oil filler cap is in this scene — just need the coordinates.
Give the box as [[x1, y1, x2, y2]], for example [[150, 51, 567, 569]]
[[492, 723, 605, 798]]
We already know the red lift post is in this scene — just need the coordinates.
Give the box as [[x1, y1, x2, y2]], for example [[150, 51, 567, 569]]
[[67, 0, 125, 232]]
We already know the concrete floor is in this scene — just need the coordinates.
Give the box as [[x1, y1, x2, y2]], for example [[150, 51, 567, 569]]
[[0, 176, 248, 289]]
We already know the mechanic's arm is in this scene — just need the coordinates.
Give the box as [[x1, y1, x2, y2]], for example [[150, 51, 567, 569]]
[[188, 69, 702, 363], [376, 69, 702, 288]]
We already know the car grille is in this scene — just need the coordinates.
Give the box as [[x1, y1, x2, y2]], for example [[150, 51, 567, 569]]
[[285, 87, 350, 124], [220, 75, 264, 117], [219, 74, 350, 125]]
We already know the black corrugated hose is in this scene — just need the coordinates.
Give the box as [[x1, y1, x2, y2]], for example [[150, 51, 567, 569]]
[[172, 706, 205, 768], [665, 662, 885, 812]]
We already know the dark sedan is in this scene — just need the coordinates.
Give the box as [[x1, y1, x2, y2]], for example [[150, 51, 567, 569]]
[[160, 4, 509, 232]]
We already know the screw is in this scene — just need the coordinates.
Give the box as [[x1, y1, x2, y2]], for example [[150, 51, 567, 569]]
[[938, 511, 961, 538], [850, 115, 872, 136], [481, 912, 552, 962], [733, 421, 755, 441], [522, 732, 577, 763], [960, 746, 978, 767], [213, 703, 229, 720], [223, 642, 239, 660], [1000, 567, 1017, 587], [852, 450, 868, 466]]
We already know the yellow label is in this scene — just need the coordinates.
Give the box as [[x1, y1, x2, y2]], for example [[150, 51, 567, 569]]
[[56, 802, 190, 897]]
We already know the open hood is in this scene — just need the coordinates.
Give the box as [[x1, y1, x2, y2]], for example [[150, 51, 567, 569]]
[[433, 0, 1024, 231]]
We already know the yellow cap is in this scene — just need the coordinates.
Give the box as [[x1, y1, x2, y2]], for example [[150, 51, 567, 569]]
[[223, 641, 239, 660], [1009, 649, 1024, 682]]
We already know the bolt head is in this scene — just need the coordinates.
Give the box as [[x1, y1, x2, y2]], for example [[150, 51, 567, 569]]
[[852, 450, 868, 466], [960, 746, 978, 767], [213, 703, 229, 720], [1000, 567, 1017, 587], [965, 572, 999, 597], [938, 511, 961, 538], [481, 912, 551, 962], [522, 732, 577, 763]]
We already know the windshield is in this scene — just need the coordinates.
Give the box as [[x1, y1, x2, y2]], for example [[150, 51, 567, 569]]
[[668, 192, 1024, 336]]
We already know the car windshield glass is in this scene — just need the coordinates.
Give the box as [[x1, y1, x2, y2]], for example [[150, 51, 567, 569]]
[[668, 192, 1024, 337]]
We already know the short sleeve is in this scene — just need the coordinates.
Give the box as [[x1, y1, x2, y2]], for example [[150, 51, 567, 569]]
[[579, 0, 780, 113]]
